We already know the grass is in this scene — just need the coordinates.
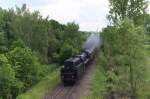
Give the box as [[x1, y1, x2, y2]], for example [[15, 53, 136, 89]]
[[142, 56, 150, 98], [17, 69, 60, 99], [89, 64, 106, 99], [137, 57, 150, 99], [136, 44, 150, 99]]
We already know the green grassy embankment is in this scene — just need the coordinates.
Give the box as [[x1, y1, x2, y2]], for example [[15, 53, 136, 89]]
[[17, 68, 60, 99], [83, 53, 107, 99], [143, 44, 150, 98], [90, 62, 106, 98]]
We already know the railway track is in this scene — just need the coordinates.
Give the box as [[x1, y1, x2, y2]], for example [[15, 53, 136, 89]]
[[44, 57, 97, 99], [43, 84, 75, 99]]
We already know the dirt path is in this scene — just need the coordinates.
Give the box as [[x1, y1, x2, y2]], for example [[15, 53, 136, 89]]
[[43, 59, 97, 99]]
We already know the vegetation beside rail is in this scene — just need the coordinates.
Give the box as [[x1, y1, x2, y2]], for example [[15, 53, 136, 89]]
[[17, 68, 60, 99], [90, 0, 150, 98], [90, 52, 107, 99]]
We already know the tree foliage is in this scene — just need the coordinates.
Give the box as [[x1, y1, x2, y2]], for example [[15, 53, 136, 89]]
[[0, 31, 8, 53], [101, 19, 148, 98], [108, 0, 149, 24], [7, 47, 42, 89], [105, 0, 150, 98], [0, 54, 22, 99]]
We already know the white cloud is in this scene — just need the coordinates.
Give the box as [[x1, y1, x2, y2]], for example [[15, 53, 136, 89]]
[[2, 0, 150, 31], [0, 0, 109, 31], [29, 0, 109, 31]]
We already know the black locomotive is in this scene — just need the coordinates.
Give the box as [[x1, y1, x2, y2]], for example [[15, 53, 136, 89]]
[[60, 47, 97, 84]]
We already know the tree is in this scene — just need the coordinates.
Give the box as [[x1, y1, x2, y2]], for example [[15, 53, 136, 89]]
[[47, 21, 85, 64], [108, 0, 149, 24], [0, 54, 22, 99], [0, 8, 8, 53], [0, 32, 8, 53], [64, 22, 84, 51], [59, 43, 78, 63], [10, 5, 49, 63], [102, 19, 147, 98], [7, 47, 42, 89], [10, 39, 25, 50]]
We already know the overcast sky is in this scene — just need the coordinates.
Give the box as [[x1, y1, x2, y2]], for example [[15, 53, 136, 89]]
[[0, 0, 149, 31]]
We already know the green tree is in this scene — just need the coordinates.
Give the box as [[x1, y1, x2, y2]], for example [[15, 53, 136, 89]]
[[47, 21, 85, 64], [0, 8, 8, 53], [102, 19, 147, 99], [108, 0, 149, 24], [0, 32, 8, 53], [7, 47, 42, 89], [10, 39, 25, 50], [0, 54, 22, 99], [64, 22, 84, 51], [59, 42, 78, 63], [10, 4, 49, 63]]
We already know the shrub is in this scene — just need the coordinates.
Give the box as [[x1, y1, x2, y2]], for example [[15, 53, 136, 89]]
[[0, 54, 22, 99], [7, 47, 43, 90]]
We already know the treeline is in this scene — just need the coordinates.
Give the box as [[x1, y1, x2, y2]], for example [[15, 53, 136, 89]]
[[0, 4, 85, 99], [95, 0, 150, 99]]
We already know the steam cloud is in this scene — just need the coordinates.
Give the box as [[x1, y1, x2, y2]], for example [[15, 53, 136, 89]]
[[83, 33, 101, 51]]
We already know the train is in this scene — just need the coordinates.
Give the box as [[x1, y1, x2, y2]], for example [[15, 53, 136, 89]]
[[60, 46, 98, 85]]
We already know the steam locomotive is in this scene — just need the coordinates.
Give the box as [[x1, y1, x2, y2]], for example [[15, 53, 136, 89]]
[[60, 46, 97, 84]]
